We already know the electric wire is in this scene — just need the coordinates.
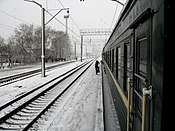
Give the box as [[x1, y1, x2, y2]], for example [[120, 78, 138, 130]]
[[0, 25, 14, 31], [45, 10, 81, 40], [56, 0, 82, 33], [0, 23, 16, 30], [0, 9, 30, 24], [56, 0, 83, 41], [110, 3, 118, 29]]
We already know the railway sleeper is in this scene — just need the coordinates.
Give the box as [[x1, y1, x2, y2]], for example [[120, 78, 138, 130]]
[[6, 118, 28, 125], [20, 108, 40, 114], [16, 112, 36, 117], [11, 115, 33, 121], [27, 104, 44, 109], [30, 101, 49, 105], [0, 126, 21, 130], [34, 99, 51, 103], [0, 121, 25, 129], [29, 103, 47, 108], [24, 106, 42, 111], [37, 96, 53, 100]]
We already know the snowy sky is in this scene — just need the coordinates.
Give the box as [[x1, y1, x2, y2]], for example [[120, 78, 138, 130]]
[[0, 0, 126, 40]]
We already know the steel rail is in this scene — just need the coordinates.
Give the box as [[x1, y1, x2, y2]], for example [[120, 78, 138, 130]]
[[0, 59, 90, 111], [0, 60, 90, 112], [0, 59, 95, 130], [23, 60, 94, 130], [0, 61, 74, 86]]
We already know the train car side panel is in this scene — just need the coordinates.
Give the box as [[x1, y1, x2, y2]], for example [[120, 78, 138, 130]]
[[102, 0, 167, 131]]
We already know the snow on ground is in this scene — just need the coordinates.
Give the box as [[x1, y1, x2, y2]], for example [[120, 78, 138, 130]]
[[0, 58, 104, 131], [46, 62, 103, 131], [0, 60, 87, 107], [0, 61, 74, 78]]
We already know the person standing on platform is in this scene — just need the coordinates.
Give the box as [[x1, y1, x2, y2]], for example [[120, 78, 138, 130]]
[[95, 60, 100, 75]]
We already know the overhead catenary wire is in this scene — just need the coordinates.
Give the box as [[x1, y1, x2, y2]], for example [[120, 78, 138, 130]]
[[56, 0, 82, 34], [0, 8, 80, 41], [0, 9, 30, 25], [45, 10, 81, 40], [57, 0, 81, 30], [56, 0, 97, 46], [0, 1, 85, 42], [0, 23, 16, 30], [110, 3, 118, 29], [0, 25, 15, 31]]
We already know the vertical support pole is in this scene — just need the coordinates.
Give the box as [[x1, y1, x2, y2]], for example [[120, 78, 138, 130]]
[[74, 42, 76, 60], [41, 7, 45, 77], [81, 35, 83, 62], [64, 15, 69, 34], [65, 17, 68, 34], [142, 86, 152, 131], [127, 77, 131, 131], [86, 44, 87, 58], [142, 93, 146, 131]]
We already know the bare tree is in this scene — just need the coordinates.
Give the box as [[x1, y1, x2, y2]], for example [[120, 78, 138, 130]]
[[1, 23, 72, 66], [0, 36, 5, 68]]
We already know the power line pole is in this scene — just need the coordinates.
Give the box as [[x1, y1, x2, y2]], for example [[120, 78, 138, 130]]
[[64, 15, 69, 34], [74, 42, 77, 61], [81, 35, 83, 62], [41, 7, 45, 77], [24, 0, 69, 77]]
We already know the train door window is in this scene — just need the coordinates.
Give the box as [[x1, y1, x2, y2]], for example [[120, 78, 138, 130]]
[[124, 43, 130, 93], [135, 37, 148, 117], [138, 38, 147, 75]]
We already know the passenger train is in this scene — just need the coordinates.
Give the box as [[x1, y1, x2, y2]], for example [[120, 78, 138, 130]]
[[102, 0, 174, 131]]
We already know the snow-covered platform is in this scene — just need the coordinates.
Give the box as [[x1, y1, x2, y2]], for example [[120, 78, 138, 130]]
[[101, 64, 121, 131], [46, 61, 104, 131]]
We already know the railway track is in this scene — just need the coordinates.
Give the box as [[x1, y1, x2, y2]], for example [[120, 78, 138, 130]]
[[0, 61, 74, 87], [0, 59, 94, 130]]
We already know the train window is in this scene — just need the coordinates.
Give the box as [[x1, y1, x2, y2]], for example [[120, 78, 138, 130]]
[[110, 50, 111, 69], [117, 47, 121, 85], [138, 37, 147, 76], [112, 49, 114, 73], [115, 47, 118, 79], [124, 43, 130, 93], [106, 51, 109, 66]]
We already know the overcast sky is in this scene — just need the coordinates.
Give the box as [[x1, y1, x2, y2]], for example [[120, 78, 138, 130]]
[[0, 0, 126, 41]]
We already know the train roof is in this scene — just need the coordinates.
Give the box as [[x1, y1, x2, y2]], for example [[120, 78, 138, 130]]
[[104, 0, 133, 48]]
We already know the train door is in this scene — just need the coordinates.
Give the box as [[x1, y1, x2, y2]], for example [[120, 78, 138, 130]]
[[124, 43, 130, 94], [132, 18, 152, 131]]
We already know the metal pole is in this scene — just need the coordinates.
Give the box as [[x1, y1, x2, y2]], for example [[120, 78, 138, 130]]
[[65, 17, 68, 34], [24, 0, 45, 77], [86, 45, 87, 58], [142, 87, 152, 131], [142, 93, 146, 131], [74, 42, 76, 60], [41, 7, 45, 77], [64, 15, 69, 34], [81, 35, 83, 62], [127, 77, 131, 131]]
